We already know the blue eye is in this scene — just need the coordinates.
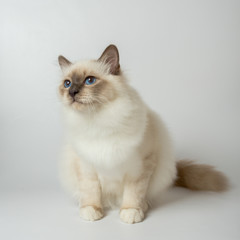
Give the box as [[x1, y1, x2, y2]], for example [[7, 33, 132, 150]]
[[85, 76, 96, 85], [64, 80, 71, 88]]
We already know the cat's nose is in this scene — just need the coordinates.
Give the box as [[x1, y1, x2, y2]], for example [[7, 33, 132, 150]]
[[69, 87, 79, 98]]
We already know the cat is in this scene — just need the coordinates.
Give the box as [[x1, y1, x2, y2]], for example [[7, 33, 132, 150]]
[[58, 45, 228, 224]]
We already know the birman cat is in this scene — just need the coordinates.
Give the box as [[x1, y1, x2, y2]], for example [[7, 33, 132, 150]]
[[58, 45, 228, 224]]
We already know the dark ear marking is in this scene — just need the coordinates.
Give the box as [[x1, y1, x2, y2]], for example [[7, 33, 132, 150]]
[[58, 55, 72, 70], [98, 44, 120, 75]]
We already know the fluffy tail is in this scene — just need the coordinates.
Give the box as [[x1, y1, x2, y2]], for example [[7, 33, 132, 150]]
[[175, 160, 229, 192]]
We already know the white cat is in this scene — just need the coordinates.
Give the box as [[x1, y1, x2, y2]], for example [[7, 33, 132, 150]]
[[58, 45, 228, 224]]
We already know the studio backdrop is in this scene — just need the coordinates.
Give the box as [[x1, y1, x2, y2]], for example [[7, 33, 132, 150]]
[[0, 0, 239, 192]]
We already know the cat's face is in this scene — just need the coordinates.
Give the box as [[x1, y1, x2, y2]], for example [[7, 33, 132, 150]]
[[58, 45, 122, 112]]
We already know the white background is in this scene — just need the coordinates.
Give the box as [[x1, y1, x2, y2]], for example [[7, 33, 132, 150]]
[[0, 0, 239, 239]]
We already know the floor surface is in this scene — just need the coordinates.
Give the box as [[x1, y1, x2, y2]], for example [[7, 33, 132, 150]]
[[1, 187, 239, 240]]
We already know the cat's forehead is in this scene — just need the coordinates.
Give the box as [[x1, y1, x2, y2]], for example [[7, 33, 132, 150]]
[[64, 60, 108, 79], [67, 68, 88, 81]]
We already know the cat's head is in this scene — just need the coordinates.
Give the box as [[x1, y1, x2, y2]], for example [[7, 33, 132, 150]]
[[58, 45, 125, 112]]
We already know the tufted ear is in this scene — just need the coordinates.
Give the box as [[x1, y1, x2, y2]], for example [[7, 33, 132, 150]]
[[58, 55, 72, 71], [98, 45, 120, 75]]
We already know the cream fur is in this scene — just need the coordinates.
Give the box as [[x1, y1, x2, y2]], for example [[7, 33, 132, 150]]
[[58, 45, 228, 224], [59, 56, 176, 224]]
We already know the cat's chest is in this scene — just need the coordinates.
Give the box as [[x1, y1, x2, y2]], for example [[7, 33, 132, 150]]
[[69, 125, 136, 169], [64, 106, 144, 170]]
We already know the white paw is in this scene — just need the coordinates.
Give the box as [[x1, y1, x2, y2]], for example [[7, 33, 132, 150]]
[[120, 208, 144, 224], [79, 206, 103, 221]]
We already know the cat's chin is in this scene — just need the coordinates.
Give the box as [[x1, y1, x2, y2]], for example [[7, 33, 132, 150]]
[[69, 100, 96, 112], [70, 100, 85, 111]]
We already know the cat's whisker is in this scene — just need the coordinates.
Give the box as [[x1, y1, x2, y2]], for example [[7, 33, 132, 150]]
[[89, 99, 96, 114], [96, 95, 110, 104], [93, 99, 103, 105], [87, 99, 93, 113], [93, 98, 108, 106]]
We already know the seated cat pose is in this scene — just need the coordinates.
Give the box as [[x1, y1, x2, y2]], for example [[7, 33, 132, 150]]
[[58, 45, 228, 224]]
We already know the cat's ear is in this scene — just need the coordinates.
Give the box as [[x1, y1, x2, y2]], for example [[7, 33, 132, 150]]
[[98, 45, 120, 75], [58, 55, 72, 71]]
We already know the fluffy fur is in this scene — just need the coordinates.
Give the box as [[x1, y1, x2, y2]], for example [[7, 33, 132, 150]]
[[175, 160, 228, 191], [58, 45, 228, 224]]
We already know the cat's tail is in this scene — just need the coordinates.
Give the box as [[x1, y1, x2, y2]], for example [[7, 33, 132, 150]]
[[175, 160, 229, 192]]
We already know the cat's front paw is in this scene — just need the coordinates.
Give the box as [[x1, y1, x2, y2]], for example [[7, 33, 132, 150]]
[[120, 208, 144, 224], [79, 206, 103, 221]]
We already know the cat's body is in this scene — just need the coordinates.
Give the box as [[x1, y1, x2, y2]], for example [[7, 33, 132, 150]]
[[58, 45, 228, 224], [62, 88, 175, 202]]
